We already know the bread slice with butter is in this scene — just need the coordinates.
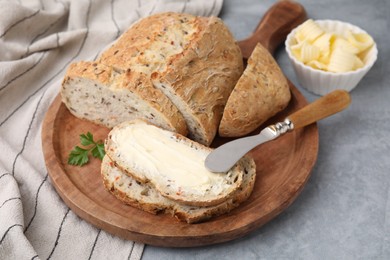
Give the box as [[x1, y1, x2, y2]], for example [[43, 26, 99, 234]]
[[101, 154, 256, 223], [61, 61, 188, 135], [219, 43, 291, 137], [105, 119, 246, 207]]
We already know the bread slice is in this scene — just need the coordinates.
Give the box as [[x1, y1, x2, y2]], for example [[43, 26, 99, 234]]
[[61, 61, 187, 135], [101, 155, 256, 223], [98, 12, 243, 145], [105, 119, 245, 207], [219, 43, 291, 137]]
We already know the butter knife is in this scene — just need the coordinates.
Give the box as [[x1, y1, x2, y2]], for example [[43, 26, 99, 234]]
[[205, 89, 351, 173]]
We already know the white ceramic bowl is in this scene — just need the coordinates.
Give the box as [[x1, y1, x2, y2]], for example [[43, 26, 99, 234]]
[[285, 20, 378, 95]]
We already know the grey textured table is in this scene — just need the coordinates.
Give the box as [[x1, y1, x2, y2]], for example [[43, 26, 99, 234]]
[[143, 0, 390, 259]]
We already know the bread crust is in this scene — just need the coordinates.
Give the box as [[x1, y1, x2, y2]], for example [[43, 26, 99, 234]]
[[152, 15, 243, 145], [219, 43, 291, 137]]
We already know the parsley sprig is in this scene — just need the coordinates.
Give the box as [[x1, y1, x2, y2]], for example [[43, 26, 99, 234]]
[[68, 132, 105, 166]]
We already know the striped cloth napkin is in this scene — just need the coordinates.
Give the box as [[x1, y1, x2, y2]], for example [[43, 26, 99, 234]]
[[0, 0, 223, 259]]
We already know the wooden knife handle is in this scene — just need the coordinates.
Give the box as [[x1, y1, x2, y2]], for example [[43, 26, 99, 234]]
[[238, 0, 307, 58], [287, 90, 351, 129]]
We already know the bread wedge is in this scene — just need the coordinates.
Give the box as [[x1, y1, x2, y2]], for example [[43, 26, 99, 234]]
[[219, 43, 291, 137], [101, 155, 256, 223], [61, 61, 187, 135], [105, 119, 246, 207]]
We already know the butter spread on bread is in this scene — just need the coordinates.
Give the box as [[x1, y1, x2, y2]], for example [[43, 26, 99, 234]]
[[105, 119, 246, 207], [219, 43, 291, 137], [101, 155, 256, 223], [112, 123, 223, 190], [61, 12, 243, 145]]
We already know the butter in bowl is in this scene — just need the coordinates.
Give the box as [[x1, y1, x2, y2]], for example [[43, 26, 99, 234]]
[[285, 19, 378, 95]]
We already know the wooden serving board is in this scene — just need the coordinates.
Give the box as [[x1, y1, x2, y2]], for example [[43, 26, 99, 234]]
[[42, 1, 316, 247]]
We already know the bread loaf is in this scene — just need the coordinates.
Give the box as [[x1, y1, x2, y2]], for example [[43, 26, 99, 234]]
[[62, 12, 243, 145], [101, 153, 256, 223], [105, 119, 248, 207], [61, 61, 187, 135], [219, 43, 291, 137]]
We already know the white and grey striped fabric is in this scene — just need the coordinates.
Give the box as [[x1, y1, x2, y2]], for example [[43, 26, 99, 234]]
[[0, 0, 223, 259]]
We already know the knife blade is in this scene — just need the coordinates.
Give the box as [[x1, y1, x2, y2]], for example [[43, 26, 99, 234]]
[[205, 89, 351, 173]]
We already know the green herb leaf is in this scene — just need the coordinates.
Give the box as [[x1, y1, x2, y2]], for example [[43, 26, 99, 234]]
[[68, 146, 90, 166], [91, 143, 105, 160], [80, 132, 94, 146], [68, 132, 105, 166]]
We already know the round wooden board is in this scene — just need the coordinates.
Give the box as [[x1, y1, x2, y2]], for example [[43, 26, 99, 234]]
[[41, 83, 318, 247]]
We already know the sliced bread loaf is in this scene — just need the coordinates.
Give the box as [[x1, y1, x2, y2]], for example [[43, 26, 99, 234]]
[[105, 119, 246, 207], [61, 61, 187, 135], [101, 155, 256, 223], [219, 43, 291, 137], [98, 12, 243, 145]]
